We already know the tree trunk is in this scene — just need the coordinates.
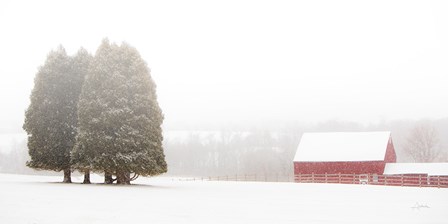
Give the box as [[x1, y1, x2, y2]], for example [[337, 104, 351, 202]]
[[126, 172, 130, 184], [116, 171, 131, 185], [105, 171, 114, 184], [83, 170, 91, 184], [63, 168, 72, 183]]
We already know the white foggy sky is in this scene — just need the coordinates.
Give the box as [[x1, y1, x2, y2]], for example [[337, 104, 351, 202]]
[[0, 0, 448, 133]]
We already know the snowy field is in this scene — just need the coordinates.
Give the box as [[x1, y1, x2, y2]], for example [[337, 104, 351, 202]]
[[0, 174, 447, 224]]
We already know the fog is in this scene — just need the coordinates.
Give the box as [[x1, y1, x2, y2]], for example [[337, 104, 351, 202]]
[[2, 118, 448, 177], [1, 1, 448, 176]]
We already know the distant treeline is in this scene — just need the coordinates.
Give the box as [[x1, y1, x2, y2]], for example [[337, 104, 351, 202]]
[[164, 131, 300, 177], [163, 118, 448, 177], [1, 118, 448, 177]]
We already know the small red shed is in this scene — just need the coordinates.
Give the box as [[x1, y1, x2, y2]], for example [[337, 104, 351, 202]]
[[293, 131, 396, 175]]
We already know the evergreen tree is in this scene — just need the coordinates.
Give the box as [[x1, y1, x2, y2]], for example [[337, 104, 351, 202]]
[[23, 46, 89, 183], [71, 48, 93, 183], [72, 40, 167, 184]]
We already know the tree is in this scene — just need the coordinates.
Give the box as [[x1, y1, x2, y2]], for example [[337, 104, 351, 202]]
[[72, 40, 167, 184], [404, 122, 440, 162], [23, 46, 89, 183], [71, 48, 93, 183]]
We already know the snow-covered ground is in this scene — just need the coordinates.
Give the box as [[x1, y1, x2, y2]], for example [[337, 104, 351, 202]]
[[0, 173, 447, 224]]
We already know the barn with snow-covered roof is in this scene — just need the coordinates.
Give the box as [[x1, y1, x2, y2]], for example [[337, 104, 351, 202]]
[[293, 131, 396, 175]]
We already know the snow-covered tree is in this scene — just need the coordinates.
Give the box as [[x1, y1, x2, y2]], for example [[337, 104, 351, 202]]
[[72, 39, 167, 184], [71, 48, 93, 183], [23, 46, 90, 183], [404, 122, 440, 162]]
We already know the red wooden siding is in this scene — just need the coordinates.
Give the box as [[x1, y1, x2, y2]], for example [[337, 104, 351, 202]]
[[384, 137, 396, 163], [294, 161, 385, 175]]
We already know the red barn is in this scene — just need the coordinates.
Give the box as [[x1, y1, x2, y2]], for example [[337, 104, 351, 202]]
[[293, 131, 396, 175]]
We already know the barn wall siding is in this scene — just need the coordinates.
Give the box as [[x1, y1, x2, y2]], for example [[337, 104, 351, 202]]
[[384, 137, 397, 163], [294, 161, 385, 175]]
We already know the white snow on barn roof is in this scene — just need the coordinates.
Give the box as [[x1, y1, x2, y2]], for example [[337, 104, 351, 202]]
[[293, 131, 391, 162], [384, 163, 448, 176]]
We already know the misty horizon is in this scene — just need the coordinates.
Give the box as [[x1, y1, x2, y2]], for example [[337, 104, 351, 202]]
[[1, 1, 448, 134]]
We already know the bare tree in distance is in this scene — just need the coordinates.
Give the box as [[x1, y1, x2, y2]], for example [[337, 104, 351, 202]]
[[404, 122, 440, 162]]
